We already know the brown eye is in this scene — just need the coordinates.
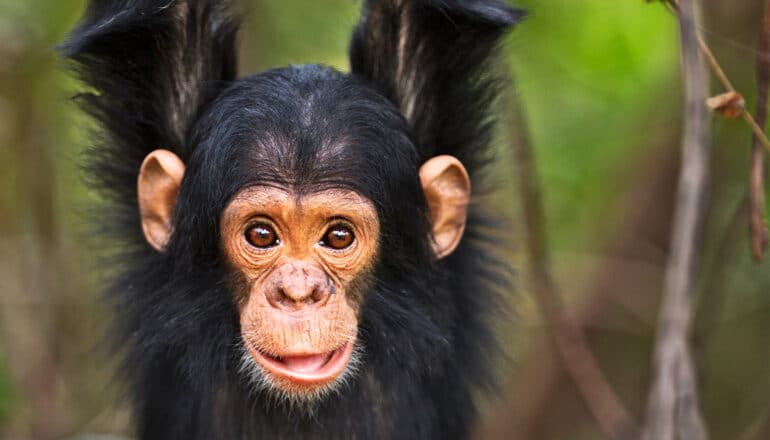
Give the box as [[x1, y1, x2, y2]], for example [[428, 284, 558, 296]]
[[322, 225, 354, 250], [245, 224, 279, 248]]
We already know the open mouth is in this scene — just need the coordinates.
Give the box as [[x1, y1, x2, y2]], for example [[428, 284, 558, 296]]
[[250, 341, 354, 385]]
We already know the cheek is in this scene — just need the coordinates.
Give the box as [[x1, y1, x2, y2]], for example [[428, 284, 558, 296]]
[[227, 273, 246, 310], [322, 241, 380, 300], [338, 267, 375, 310], [227, 269, 261, 311]]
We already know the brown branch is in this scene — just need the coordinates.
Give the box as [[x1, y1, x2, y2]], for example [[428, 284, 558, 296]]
[[695, 36, 770, 157], [507, 89, 638, 440], [749, 0, 770, 261], [642, 1, 710, 439], [661, 0, 770, 157]]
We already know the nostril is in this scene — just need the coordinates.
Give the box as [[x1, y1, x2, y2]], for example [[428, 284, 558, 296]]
[[278, 287, 293, 305], [265, 287, 287, 309], [310, 285, 327, 304]]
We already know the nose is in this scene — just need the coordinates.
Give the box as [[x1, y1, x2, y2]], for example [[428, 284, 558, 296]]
[[265, 261, 331, 311]]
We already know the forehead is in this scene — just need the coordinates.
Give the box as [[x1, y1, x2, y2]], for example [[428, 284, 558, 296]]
[[188, 65, 420, 218]]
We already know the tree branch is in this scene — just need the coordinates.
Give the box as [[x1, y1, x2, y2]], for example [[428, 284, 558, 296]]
[[749, 0, 770, 261], [507, 89, 638, 440], [660, 1, 770, 157], [695, 36, 770, 156], [642, 1, 710, 439]]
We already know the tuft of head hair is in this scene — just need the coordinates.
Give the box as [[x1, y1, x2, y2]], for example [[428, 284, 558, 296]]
[[350, 0, 525, 175], [59, 0, 239, 246], [350, 0, 525, 418]]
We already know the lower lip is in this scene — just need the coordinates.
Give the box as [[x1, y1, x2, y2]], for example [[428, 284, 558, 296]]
[[250, 341, 354, 385]]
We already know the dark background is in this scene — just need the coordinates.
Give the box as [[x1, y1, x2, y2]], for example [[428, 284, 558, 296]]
[[0, 1, 768, 439]]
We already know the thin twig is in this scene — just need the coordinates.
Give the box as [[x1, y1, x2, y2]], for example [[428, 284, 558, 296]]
[[507, 89, 638, 440], [664, 0, 770, 156], [696, 36, 770, 155], [642, 0, 710, 439], [749, 0, 770, 261]]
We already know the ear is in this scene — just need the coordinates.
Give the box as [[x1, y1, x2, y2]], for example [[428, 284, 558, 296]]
[[419, 155, 471, 259], [137, 149, 186, 252]]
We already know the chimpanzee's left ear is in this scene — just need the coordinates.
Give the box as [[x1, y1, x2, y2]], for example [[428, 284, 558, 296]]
[[420, 155, 471, 259]]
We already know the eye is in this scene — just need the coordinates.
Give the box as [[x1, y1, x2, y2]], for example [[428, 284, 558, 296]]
[[321, 225, 355, 250], [245, 224, 279, 248]]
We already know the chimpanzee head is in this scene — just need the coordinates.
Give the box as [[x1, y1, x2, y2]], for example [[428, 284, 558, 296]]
[[138, 66, 470, 402], [61, 0, 522, 435]]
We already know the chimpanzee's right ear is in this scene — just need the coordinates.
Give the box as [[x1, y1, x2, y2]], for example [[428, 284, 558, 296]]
[[138, 150, 186, 252]]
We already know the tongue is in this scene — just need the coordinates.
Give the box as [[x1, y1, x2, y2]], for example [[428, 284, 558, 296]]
[[280, 353, 331, 373]]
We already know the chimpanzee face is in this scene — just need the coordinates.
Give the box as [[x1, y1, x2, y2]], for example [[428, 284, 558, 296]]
[[135, 67, 472, 403], [221, 186, 379, 400]]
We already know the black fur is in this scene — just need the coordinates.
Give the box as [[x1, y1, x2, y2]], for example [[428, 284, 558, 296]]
[[61, 0, 522, 438]]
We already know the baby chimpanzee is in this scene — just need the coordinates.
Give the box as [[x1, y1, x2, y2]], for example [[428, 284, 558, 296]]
[[62, 0, 522, 438]]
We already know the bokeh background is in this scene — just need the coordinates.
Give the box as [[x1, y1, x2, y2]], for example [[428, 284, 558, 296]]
[[0, 0, 769, 439]]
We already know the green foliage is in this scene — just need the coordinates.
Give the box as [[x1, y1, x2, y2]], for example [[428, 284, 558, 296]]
[[239, 0, 358, 73], [512, 0, 679, 251]]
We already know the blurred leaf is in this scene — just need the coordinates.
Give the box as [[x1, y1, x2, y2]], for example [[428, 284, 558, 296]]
[[511, 1, 679, 252]]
